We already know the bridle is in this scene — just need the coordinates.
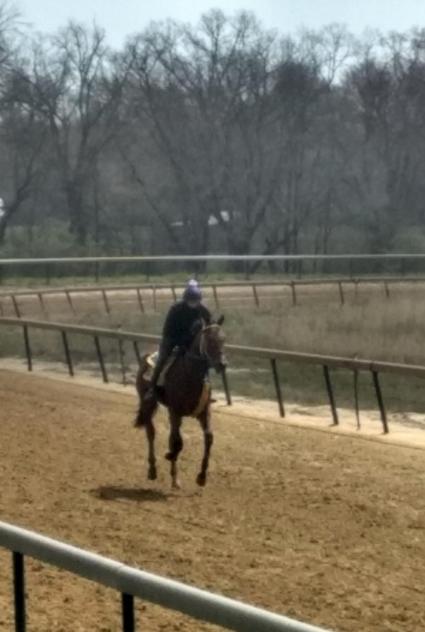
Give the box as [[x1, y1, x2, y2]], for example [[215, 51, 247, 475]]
[[198, 324, 222, 367]]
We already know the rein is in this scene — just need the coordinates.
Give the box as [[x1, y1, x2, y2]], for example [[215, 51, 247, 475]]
[[188, 324, 220, 366]]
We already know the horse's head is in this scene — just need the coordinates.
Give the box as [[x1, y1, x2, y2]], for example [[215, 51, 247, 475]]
[[199, 315, 227, 373]]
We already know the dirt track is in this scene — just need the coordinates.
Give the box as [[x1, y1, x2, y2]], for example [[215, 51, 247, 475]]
[[0, 370, 424, 631]]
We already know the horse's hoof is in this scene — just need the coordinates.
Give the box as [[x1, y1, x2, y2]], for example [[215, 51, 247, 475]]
[[172, 480, 181, 490], [148, 467, 157, 481], [165, 452, 173, 461], [196, 473, 207, 487]]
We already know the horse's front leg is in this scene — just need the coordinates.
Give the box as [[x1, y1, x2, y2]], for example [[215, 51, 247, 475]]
[[145, 419, 157, 480], [196, 405, 213, 487], [165, 412, 183, 489]]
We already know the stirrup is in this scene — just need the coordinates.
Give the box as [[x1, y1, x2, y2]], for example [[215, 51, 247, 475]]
[[144, 386, 156, 400]]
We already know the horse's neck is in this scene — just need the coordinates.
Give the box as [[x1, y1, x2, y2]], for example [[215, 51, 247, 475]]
[[188, 331, 202, 356], [184, 333, 207, 373]]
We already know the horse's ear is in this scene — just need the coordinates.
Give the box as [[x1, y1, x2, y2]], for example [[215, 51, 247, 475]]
[[217, 315, 225, 326]]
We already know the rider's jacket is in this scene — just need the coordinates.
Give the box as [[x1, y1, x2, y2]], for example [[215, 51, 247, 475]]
[[162, 301, 212, 348]]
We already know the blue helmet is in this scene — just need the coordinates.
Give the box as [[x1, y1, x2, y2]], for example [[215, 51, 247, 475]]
[[183, 279, 202, 302]]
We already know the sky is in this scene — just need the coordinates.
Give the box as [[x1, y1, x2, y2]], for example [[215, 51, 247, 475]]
[[18, 0, 425, 47]]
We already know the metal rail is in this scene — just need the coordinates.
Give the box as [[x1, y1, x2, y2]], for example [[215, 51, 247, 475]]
[[2, 316, 425, 431], [0, 253, 424, 264], [1, 276, 424, 318], [0, 520, 331, 632]]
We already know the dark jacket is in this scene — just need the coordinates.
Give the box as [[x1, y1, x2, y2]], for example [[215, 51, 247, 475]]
[[162, 301, 211, 347]]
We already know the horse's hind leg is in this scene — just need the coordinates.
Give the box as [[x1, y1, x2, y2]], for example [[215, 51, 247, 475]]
[[165, 412, 183, 489], [145, 419, 157, 480], [196, 406, 213, 487]]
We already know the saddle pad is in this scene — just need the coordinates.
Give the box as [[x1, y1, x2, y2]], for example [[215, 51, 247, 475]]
[[146, 350, 177, 386]]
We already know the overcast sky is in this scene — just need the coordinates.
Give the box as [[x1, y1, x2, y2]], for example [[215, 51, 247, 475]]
[[18, 0, 425, 46]]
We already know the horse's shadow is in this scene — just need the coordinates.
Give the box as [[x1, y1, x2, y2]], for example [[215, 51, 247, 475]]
[[95, 486, 169, 503]]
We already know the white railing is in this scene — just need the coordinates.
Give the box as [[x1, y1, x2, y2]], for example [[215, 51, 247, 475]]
[[0, 520, 331, 632]]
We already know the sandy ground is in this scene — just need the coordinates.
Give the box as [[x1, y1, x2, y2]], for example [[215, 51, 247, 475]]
[[0, 370, 424, 631]]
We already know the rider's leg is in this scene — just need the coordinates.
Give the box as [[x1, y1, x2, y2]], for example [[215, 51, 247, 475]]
[[145, 339, 174, 399]]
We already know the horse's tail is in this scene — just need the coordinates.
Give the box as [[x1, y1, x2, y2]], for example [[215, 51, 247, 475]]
[[134, 355, 153, 427]]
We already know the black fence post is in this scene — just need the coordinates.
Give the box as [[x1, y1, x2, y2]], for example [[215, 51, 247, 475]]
[[221, 367, 232, 406], [65, 291, 76, 316], [136, 289, 145, 314], [23, 326, 32, 372], [212, 284, 220, 310], [121, 593, 135, 632], [338, 282, 345, 306], [270, 359, 285, 418], [61, 331, 74, 377], [384, 282, 390, 299], [13, 552, 26, 632], [133, 341, 142, 368], [290, 281, 297, 307], [372, 370, 389, 434], [323, 365, 339, 425], [252, 284, 260, 307], [94, 336, 108, 383], [118, 339, 127, 385], [102, 290, 111, 315], [11, 294, 21, 318]]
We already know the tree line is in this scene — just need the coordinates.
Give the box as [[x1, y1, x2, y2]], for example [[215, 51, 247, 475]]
[[1, 3, 425, 257]]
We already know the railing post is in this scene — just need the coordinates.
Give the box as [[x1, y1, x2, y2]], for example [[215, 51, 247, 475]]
[[252, 284, 260, 307], [61, 331, 74, 377], [94, 336, 108, 383], [338, 282, 345, 306], [221, 367, 232, 406], [290, 281, 297, 306], [23, 325, 32, 372], [133, 341, 142, 368], [323, 365, 338, 425], [37, 292, 48, 319], [152, 285, 157, 311], [372, 370, 389, 434], [270, 359, 285, 418], [121, 593, 135, 632], [11, 294, 21, 318], [212, 284, 220, 310], [384, 282, 390, 299], [118, 339, 127, 385], [171, 284, 177, 303], [65, 290, 76, 316], [101, 290, 111, 315], [136, 289, 145, 314], [13, 552, 26, 632]]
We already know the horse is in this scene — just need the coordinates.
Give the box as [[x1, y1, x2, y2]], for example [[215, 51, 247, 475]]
[[134, 316, 226, 488]]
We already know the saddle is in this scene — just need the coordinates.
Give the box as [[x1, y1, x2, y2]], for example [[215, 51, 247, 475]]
[[146, 349, 178, 386], [145, 349, 211, 417]]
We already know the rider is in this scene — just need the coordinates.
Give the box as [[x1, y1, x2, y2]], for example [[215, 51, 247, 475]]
[[144, 279, 211, 400]]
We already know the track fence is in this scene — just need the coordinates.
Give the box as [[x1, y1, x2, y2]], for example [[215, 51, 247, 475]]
[[1, 276, 425, 320], [2, 316, 425, 432], [1, 253, 425, 284], [0, 520, 331, 632]]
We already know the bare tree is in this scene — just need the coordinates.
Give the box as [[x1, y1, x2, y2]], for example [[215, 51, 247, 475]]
[[14, 22, 129, 243]]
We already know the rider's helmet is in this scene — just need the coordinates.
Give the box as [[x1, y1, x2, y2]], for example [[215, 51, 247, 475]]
[[183, 279, 202, 307]]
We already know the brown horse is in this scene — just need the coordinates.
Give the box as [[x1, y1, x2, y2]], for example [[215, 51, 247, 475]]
[[135, 317, 226, 488]]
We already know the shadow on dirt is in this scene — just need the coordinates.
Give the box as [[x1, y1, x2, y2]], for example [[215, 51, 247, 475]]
[[94, 486, 169, 503]]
